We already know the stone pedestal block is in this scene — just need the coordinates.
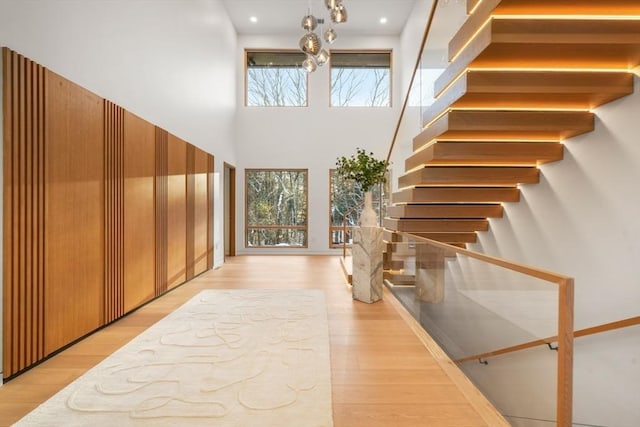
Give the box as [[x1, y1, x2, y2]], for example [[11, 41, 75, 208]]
[[415, 245, 445, 303], [352, 226, 384, 303]]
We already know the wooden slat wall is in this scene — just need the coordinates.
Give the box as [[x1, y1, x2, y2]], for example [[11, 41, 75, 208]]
[[2, 48, 46, 377], [155, 127, 168, 297], [123, 112, 156, 312], [186, 144, 195, 280], [166, 134, 187, 289], [207, 155, 215, 269], [193, 148, 209, 275], [2, 48, 216, 378], [44, 69, 105, 355], [104, 101, 124, 323]]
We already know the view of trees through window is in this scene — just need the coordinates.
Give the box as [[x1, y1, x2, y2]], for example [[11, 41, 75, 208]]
[[331, 51, 391, 107], [246, 50, 392, 108], [246, 169, 308, 247], [246, 51, 307, 107], [329, 170, 386, 248]]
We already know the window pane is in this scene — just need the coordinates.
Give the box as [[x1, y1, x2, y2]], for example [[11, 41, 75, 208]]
[[247, 228, 307, 247], [246, 51, 308, 107], [331, 51, 391, 107], [246, 169, 308, 247]]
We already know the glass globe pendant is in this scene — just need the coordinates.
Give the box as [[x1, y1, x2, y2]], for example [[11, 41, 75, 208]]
[[324, 27, 337, 44], [302, 55, 318, 73], [331, 5, 347, 23], [299, 32, 320, 56], [316, 49, 330, 66], [301, 14, 318, 31], [325, 0, 341, 10]]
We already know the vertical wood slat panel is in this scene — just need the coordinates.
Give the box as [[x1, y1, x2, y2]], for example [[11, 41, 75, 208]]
[[186, 144, 195, 280], [155, 127, 168, 297], [192, 148, 209, 275], [2, 48, 46, 378], [207, 155, 214, 270], [104, 101, 124, 323]]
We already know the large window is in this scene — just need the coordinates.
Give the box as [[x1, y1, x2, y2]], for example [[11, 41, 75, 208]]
[[331, 51, 392, 107], [246, 50, 308, 107], [246, 169, 308, 247], [329, 169, 387, 248]]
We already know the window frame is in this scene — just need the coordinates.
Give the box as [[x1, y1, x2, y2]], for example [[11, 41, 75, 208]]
[[245, 168, 309, 249], [329, 49, 393, 108], [244, 49, 310, 108]]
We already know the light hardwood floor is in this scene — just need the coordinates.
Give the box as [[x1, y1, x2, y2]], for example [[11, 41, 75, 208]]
[[0, 256, 500, 426]]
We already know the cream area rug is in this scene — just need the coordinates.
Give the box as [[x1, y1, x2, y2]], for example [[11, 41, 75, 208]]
[[16, 289, 333, 427]]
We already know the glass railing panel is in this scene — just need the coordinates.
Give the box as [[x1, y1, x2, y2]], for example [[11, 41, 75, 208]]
[[384, 233, 572, 426], [386, 242, 559, 359], [387, 0, 470, 190]]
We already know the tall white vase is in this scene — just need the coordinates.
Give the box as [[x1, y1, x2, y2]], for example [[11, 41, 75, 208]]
[[359, 190, 378, 227]]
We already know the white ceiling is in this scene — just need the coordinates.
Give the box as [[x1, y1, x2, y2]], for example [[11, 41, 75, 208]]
[[222, 0, 419, 37]]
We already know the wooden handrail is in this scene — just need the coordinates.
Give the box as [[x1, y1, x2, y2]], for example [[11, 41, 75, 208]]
[[395, 231, 573, 284], [454, 316, 640, 365]]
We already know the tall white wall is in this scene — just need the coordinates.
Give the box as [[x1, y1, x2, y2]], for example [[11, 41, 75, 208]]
[[0, 0, 238, 379], [235, 34, 401, 254]]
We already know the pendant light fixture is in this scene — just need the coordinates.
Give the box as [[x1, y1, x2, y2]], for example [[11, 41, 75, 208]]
[[298, 0, 348, 73]]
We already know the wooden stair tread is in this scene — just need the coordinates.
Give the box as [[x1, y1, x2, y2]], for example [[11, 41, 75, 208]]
[[450, 0, 640, 65], [438, 18, 640, 96], [494, 0, 640, 16], [414, 110, 594, 151], [399, 166, 539, 187], [393, 187, 520, 204], [406, 232, 478, 244], [384, 218, 489, 232], [424, 70, 633, 125], [383, 271, 415, 285], [405, 141, 563, 170], [385, 203, 503, 219]]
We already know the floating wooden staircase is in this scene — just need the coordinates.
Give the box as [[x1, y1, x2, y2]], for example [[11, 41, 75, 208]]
[[384, 0, 640, 247]]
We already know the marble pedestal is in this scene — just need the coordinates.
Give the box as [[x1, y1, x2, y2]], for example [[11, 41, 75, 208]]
[[352, 226, 384, 303], [415, 245, 445, 303]]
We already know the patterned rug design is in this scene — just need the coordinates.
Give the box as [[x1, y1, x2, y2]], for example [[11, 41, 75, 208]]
[[16, 289, 333, 426]]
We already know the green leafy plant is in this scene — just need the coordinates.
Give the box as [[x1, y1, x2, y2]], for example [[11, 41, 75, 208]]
[[335, 148, 387, 192]]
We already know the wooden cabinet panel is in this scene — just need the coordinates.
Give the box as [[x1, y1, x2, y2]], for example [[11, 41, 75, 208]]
[[193, 147, 209, 275], [167, 134, 187, 289], [123, 112, 156, 311], [44, 70, 104, 355]]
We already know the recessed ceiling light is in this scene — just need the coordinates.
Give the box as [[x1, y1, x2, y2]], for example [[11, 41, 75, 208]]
[[379, 17, 388, 24], [250, 16, 258, 23]]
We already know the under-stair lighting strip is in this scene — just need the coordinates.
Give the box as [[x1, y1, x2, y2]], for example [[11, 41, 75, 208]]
[[493, 14, 640, 21], [468, 66, 635, 73]]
